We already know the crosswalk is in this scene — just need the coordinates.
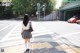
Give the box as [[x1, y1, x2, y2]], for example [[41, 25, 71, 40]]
[[0, 21, 55, 53], [0, 21, 20, 40], [0, 21, 80, 53]]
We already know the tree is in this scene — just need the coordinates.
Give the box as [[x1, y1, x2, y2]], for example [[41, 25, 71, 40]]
[[12, 0, 56, 16], [0, 0, 2, 2], [0, 0, 2, 5]]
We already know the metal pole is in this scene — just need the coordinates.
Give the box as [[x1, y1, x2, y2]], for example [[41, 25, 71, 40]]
[[36, 11, 38, 20], [42, 4, 46, 18], [39, 4, 40, 20], [37, 3, 40, 20], [64, 11, 66, 21], [44, 8, 45, 17]]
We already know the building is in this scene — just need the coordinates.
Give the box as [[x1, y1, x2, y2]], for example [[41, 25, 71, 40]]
[[59, 0, 80, 21], [2, 0, 12, 6], [63, 0, 80, 3]]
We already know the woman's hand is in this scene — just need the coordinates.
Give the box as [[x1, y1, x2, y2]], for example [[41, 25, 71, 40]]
[[21, 28, 23, 34]]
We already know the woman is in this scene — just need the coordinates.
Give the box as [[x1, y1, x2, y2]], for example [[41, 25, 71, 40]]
[[21, 14, 33, 52]]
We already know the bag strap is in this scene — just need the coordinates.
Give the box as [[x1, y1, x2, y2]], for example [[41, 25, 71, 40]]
[[29, 22, 32, 27]]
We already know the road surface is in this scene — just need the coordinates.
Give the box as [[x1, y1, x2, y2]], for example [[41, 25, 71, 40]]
[[0, 20, 80, 53]]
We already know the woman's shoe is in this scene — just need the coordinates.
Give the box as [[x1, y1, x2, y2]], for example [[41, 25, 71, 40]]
[[24, 49, 30, 53], [26, 49, 30, 51]]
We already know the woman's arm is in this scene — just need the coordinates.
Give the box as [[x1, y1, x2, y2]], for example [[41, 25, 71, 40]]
[[21, 24, 23, 33]]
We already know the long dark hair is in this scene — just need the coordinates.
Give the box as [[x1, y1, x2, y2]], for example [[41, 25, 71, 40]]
[[23, 14, 29, 26]]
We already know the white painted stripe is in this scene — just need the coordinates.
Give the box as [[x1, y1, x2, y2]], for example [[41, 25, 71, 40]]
[[74, 24, 80, 27], [9, 31, 53, 37], [4, 32, 53, 41], [0, 23, 14, 31], [6, 36, 22, 41], [51, 32, 80, 47], [54, 32, 80, 38], [32, 32, 53, 37], [0, 22, 21, 42], [0, 24, 4, 26]]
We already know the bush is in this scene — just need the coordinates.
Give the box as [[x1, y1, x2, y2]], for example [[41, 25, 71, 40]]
[[0, 5, 13, 19]]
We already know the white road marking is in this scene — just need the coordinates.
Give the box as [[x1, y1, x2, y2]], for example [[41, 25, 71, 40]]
[[74, 24, 80, 27], [0, 22, 21, 42], [0, 23, 14, 32], [0, 24, 4, 26], [53, 31, 80, 38], [6, 36, 22, 41]]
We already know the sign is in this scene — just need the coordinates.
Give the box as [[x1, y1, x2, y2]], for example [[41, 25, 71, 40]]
[[36, 11, 38, 15], [63, 0, 80, 3], [63, 0, 69, 2], [42, 8, 45, 11]]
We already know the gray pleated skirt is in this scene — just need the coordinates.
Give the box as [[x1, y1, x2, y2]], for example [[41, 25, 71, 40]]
[[21, 30, 32, 39]]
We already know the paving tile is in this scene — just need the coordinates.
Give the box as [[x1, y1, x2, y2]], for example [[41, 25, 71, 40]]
[[65, 49, 77, 53], [59, 44, 70, 49], [3, 45, 25, 53], [70, 47, 80, 53]]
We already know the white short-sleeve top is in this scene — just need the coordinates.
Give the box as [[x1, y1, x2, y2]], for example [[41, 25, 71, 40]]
[[22, 21, 30, 30]]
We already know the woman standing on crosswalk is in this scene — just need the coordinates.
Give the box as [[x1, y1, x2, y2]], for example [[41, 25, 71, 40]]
[[21, 14, 33, 52]]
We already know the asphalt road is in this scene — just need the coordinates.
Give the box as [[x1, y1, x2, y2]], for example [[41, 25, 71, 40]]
[[35, 21, 80, 47], [0, 20, 80, 47], [0, 20, 20, 40], [36, 21, 80, 34], [0, 20, 80, 53]]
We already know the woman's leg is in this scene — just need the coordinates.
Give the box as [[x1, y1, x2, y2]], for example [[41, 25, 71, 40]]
[[26, 38, 31, 49], [24, 38, 31, 50]]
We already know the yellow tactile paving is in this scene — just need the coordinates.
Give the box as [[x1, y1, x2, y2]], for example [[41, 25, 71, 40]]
[[42, 42, 53, 48], [59, 44, 70, 49], [1, 42, 80, 53], [31, 42, 53, 49], [65, 49, 77, 53], [2, 42, 53, 53], [71, 47, 80, 53], [4, 45, 25, 53], [55, 46, 63, 51], [56, 44, 80, 53]]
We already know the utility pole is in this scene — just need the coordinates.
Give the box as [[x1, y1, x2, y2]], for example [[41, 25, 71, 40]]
[[37, 3, 40, 20], [42, 4, 46, 17]]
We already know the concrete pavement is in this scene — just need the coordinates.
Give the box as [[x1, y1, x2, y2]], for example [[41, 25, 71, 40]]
[[0, 20, 20, 40], [0, 21, 80, 53]]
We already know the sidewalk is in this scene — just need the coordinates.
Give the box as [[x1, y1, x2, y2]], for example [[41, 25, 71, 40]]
[[0, 22, 80, 53], [1, 34, 80, 53]]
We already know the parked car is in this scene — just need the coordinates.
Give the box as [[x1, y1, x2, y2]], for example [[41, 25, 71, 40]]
[[67, 18, 77, 23], [77, 20, 80, 24]]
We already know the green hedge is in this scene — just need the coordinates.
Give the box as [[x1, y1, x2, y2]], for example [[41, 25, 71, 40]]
[[0, 5, 13, 19]]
